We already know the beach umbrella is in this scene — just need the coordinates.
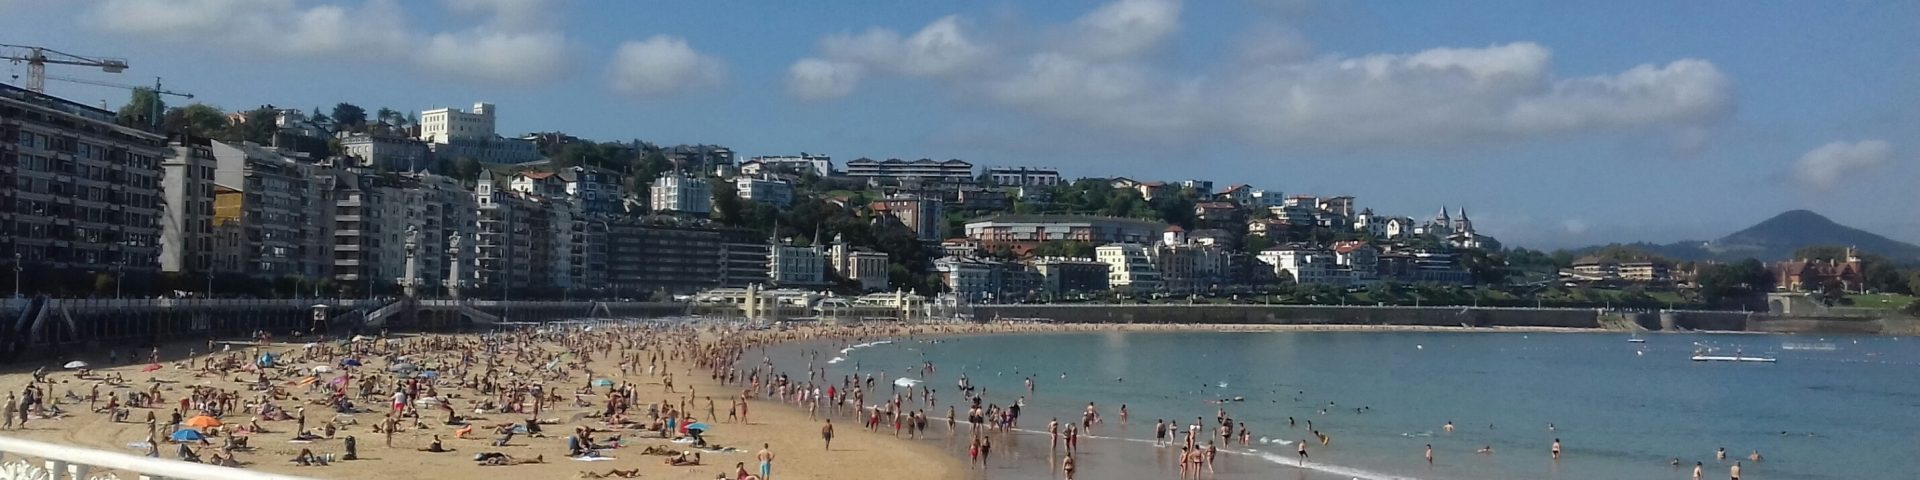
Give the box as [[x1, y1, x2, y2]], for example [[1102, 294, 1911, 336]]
[[592, 378, 613, 387], [141, 364, 162, 372], [168, 429, 205, 442], [183, 415, 222, 428], [63, 361, 88, 369], [892, 378, 921, 388], [686, 422, 710, 432], [340, 359, 362, 367]]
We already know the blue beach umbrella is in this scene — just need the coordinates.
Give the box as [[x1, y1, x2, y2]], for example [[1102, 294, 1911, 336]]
[[340, 359, 362, 367], [686, 423, 710, 432], [592, 379, 613, 387], [169, 429, 205, 442]]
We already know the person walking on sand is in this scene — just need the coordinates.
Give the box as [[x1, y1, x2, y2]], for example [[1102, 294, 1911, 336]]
[[2, 394, 14, 430], [820, 419, 833, 450], [748, 443, 772, 479]]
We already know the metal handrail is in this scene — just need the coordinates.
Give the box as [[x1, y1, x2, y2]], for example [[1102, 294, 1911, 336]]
[[0, 435, 317, 480]]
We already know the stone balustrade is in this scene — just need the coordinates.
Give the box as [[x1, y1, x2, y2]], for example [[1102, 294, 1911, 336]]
[[0, 436, 315, 480]]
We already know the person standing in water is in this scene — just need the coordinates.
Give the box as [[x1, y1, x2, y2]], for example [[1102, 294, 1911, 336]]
[[1730, 461, 1742, 480], [1061, 452, 1076, 480], [1426, 444, 1434, 464], [1297, 440, 1309, 464], [1692, 461, 1704, 480], [1551, 438, 1562, 459]]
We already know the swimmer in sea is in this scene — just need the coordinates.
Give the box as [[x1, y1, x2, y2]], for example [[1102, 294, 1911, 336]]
[[1716, 447, 1726, 461], [1747, 450, 1763, 462], [1477, 445, 1494, 455], [1444, 421, 1454, 434]]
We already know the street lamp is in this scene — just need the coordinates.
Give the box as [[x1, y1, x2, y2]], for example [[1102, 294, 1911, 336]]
[[12, 253, 21, 298]]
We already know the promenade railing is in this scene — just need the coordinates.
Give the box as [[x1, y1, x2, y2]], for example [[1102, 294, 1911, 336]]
[[0, 435, 317, 480]]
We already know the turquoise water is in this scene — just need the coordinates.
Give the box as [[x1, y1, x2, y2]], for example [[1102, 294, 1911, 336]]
[[769, 331, 1920, 480]]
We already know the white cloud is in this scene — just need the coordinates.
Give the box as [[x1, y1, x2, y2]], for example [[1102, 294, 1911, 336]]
[[86, 0, 580, 85], [417, 29, 569, 85], [90, 0, 408, 56], [1062, 0, 1181, 59], [785, 0, 1735, 150], [784, 14, 989, 97], [1793, 140, 1893, 191], [787, 59, 864, 100], [606, 35, 726, 96], [1561, 219, 1590, 235]]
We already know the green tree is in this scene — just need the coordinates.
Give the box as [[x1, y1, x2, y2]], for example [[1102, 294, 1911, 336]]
[[163, 104, 228, 137], [115, 88, 163, 128], [331, 103, 367, 132]]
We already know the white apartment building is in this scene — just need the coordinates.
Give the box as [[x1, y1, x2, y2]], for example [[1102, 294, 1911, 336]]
[[1257, 246, 1339, 284], [1096, 243, 1162, 291], [339, 132, 429, 170], [651, 172, 712, 215], [985, 167, 1061, 187], [769, 242, 826, 286], [419, 102, 497, 144], [417, 102, 539, 164], [735, 176, 794, 207], [828, 234, 889, 292], [934, 256, 996, 302], [742, 153, 833, 177]]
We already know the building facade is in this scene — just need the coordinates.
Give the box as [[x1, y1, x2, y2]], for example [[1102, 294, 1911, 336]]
[[965, 214, 1166, 245], [1031, 257, 1109, 295], [845, 158, 973, 183], [985, 167, 1061, 187], [339, 131, 429, 170], [650, 172, 712, 215], [2, 83, 168, 282], [1096, 243, 1162, 292], [205, 141, 334, 280], [768, 241, 826, 286], [734, 176, 794, 207], [742, 153, 832, 177], [874, 194, 944, 241], [160, 136, 216, 275]]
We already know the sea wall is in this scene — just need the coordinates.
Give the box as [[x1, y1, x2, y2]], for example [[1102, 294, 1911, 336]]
[[1659, 310, 1754, 332], [973, 304, 1606, 328]]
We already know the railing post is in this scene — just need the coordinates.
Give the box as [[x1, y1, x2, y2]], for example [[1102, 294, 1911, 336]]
[[63, 462, 88, 480]]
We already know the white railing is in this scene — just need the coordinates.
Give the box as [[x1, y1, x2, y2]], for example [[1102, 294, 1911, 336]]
[[0, 436, 316, 480]]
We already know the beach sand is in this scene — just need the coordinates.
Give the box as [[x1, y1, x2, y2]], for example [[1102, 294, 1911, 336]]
[[0, 327, 969, 480], [0, 320, 1601, 480]]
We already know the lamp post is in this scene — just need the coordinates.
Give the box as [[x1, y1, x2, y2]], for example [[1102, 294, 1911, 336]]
[[12, 253, 21, 298], [114, 261, 124, 300]]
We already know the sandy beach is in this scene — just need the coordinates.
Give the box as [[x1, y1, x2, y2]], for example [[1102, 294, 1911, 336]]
[[0, 322, 977, 480]]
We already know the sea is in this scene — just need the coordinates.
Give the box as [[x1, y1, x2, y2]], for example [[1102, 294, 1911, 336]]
[[764, 330, 1920, 480]]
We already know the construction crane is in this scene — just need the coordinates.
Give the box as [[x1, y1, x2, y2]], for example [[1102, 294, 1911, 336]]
[[1, 44, 128, 93], [44, 75, 193, 129]]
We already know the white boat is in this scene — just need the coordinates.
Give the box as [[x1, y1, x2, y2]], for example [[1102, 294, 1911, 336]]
[[1627, 338, 1647, 343], [1690, 355, 1776, 363]]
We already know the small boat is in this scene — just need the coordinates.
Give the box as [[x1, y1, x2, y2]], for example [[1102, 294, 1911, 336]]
[[1690, 355, 1777, 363], [1627, 338, 1647, 344]]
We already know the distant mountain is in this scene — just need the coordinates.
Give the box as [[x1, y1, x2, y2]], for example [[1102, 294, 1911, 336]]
[[1570, 210, 1920, 264]]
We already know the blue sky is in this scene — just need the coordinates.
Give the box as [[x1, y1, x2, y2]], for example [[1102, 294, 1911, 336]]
[[3, 0, 1915, 249]]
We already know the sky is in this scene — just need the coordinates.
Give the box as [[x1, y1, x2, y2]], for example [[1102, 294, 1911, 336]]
[[2, 0, 1915, 249]]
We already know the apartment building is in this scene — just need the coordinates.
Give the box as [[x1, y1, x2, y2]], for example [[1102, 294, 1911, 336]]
[[2, 83, 168, 280]]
